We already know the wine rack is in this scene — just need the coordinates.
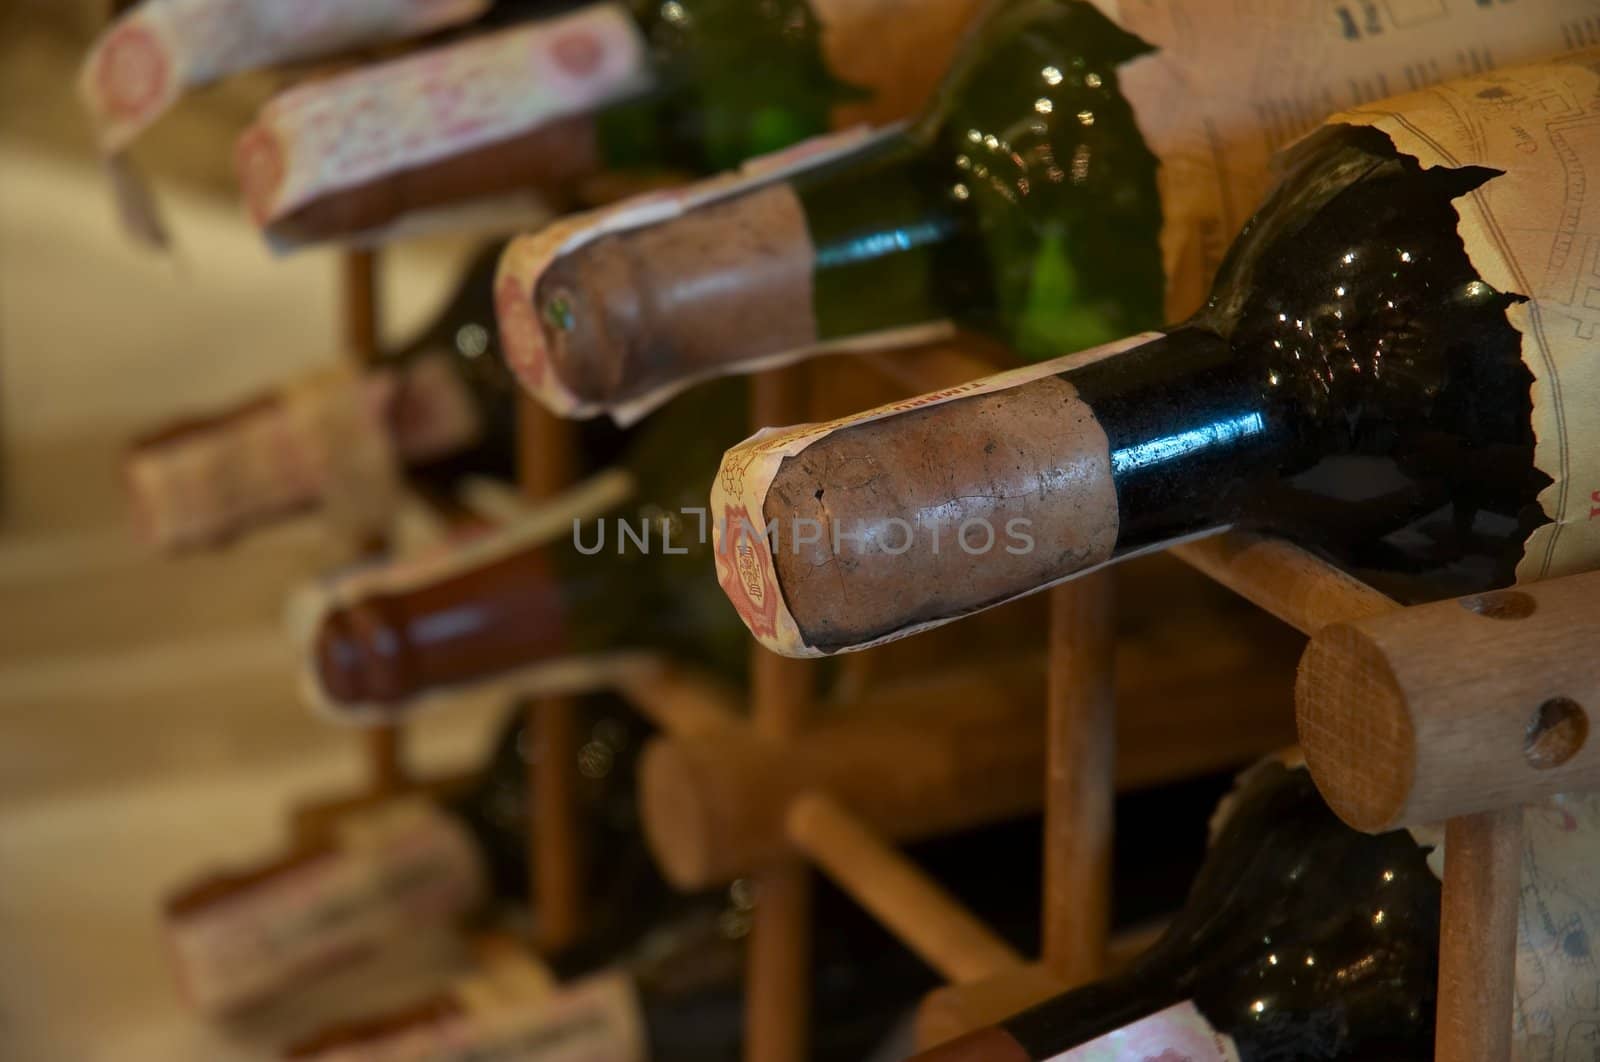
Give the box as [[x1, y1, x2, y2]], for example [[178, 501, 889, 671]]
[[116, 11, 1583, 1054]]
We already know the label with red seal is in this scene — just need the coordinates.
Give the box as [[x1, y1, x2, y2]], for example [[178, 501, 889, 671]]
[[238, 4, 652, 234], [79, 0, 490, 154]]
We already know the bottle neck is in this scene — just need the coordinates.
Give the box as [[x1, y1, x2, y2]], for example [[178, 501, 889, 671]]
[[313, 534, 571, 707], [793, 131, 977, 342], [1062, 327, 1285, 555]]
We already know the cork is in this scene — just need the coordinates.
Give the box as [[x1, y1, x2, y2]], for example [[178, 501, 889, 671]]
[[712, 340, 1151, 657], [528, 183, 819, 410], [250, 115, 600, 248], [238, 5, 653, 248]]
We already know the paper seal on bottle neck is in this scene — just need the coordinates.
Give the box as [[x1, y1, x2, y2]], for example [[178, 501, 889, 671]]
[[710, 335, 1155, 657], [238, 4, 652, 242], [124, 365, 402, 551], [79, 0, 490, 156], [164, 799, 486, 1013], [495, 123, 955, 426]]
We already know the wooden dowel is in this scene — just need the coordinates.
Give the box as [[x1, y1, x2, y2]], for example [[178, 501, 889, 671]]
[[643, 615, 1301, 889], [613, 659, 743, 738], [340, 247, 406, 796], [517, 394, 584, 953], [746, 365, 815, 1062], [913, 922, 1166, 1048], [1042, 573, 1115, 986], [1436, 808, 1523, 1062], [341, 249, 380, 359], [643, 661, 1050, 889], [788, 793, 1024, 985], [1172, 532, 1395, 636], [1299, 573, 1600, 830]]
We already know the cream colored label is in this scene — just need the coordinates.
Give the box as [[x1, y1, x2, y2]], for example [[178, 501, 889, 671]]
[[238, 5, 652, 229], [1512, 793, 1600, 1061], [710, 332, 1160, 656], [167, 801, 485, 1013], [1044, 1001, 1240, 1061], [1091, 0, 1597, 319], [79, 0, 489, 154], [1323, 56, 1600, 583]]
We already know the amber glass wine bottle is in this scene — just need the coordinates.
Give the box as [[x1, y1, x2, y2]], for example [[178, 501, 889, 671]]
[[715, 57, 1600, 657], [309, 379, 751, 712], [499, 0, 1586, 417]]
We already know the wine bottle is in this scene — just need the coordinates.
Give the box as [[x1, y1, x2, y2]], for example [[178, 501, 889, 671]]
[[123, 242, 529, 552], [281, 769, 1254, 1062], [713, 56, 1600, 657], [163, 692, 665, 1014], [237, 0, 988, 249], [306, 379, 751, 714], [912, 758, 1443, 1062], [495, 0, 1589, 418]]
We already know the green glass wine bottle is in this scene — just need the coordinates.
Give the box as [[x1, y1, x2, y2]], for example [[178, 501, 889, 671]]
[[713, 56, 1600, 657], [501, 0, 1586, 417], [239, 0, 986, 247]]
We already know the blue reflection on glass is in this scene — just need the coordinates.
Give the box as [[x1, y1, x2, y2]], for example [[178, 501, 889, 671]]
[[814, 218, 959, 269], [1111, 412, 1266, 474]]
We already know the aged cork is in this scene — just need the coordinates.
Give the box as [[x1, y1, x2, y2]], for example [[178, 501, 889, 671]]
[[533, 183, 819, 409], [761, 374, 1119, 653]]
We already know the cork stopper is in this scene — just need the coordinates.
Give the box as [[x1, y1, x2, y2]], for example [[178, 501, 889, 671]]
[[711, 346, 1145, 656], [123, 368, 400, 551], [497, 183, 819, 418], [237, 6, 650, 247]]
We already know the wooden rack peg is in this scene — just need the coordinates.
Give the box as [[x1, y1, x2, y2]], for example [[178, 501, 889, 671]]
[[516, 394, 585, 954], [1298, 571, 1600, 829], [745, 364, 817, 1062], [341, 247, 405, 796], [1042, 572, 1115, 985], [787, 792, 1025, 983]]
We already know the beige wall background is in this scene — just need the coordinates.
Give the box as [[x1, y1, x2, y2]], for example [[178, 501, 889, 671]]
[[1, 5, 514, 1057]]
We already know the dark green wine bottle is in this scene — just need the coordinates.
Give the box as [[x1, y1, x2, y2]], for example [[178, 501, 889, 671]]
[[719, 59, 1600, 657], [241, 0, 985, 247], [913, 760, 1441, 1062]]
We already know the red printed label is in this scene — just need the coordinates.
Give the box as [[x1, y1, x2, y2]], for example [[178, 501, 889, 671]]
[[715, 502, 780, 641]]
